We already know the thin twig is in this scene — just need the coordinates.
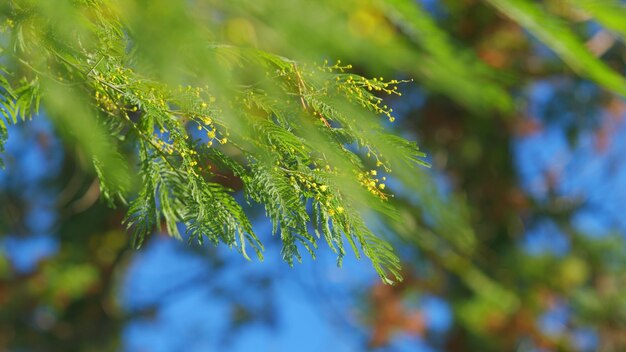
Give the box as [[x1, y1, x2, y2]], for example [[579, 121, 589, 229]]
[[86, 55, 105, 76], [292, 63, 331, 128]]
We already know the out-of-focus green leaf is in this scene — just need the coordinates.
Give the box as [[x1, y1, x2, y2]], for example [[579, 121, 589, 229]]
[[41, 79, 130, 194], [376, 0, 513, 113], [486, 0, 626, 96], [571, 0, 626, 38]]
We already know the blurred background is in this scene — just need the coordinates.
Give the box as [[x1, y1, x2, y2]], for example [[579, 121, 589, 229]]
[[2, 0, 626, 351]]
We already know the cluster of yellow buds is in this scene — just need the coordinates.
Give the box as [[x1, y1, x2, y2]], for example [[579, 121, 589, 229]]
[[357, 169, 388, 199], [194, 116, 221, 146], [1, 18, 15, 32], [286, 170, 345, 216], [92, 64, 173, 117], [145, 87, 168, 110], [314, 59, 408, 123], [176, 85, 216, 109], [152, 133, 205, 176], [200, 126, 227, 147], [288, 172, 321, 192], [180, 85, 204, 97], [335, 75, 406, 123], [152, 135, 175, 155], [94, 90, 119, 112], [91, 66, 131, 92], [175, 85, 228, 147], [89, 64, 231, 179], [179, 146, 197, 158], [178, 147, 203, 176], [321, 59, 353, 73], [327, 206, 344, 216]]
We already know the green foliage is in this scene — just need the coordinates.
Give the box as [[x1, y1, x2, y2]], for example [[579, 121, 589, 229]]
[[0, 0, 432, 283], [378, 0, 513, 112], [0, 64, 39, 166], [486, 0, 626, 96], [3, 0, 626, 350], [572, 0, 626, 38], [1, 0, 626, 286]]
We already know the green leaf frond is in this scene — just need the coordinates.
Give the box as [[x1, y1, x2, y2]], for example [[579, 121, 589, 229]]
[[5, 0, 624, 284], [0, 0, 435, 283], [485, 0, 626, 96], [0, 65, 40, 166]]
